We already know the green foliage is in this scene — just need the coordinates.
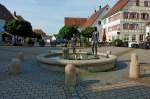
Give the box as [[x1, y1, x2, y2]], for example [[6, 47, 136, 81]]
[[82, 27, 93, 38], [111, 39, 123, 47], [32, 32, 42, 41], [4, 19, 33, 38], [39, 39, 45, 47], [58, 25, 79, 40], [27, 38, 34, 46]]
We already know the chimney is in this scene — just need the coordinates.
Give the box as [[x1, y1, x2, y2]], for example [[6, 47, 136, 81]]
[[99, 6, 101, 10], [14, 11, 16, 16]]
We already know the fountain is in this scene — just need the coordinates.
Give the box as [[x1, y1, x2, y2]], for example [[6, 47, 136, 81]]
[[37, 48, 117, 72], [37, 29, 117, 72]]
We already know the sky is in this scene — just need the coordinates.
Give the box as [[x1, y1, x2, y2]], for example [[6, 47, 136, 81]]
[[0, 0, 118, 35]]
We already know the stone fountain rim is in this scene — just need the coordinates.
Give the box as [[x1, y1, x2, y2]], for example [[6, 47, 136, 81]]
[[37, 52, 117, 67]]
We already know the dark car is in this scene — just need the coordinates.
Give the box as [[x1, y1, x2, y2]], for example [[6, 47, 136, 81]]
[[131, 43, 139, 48], [139, 42, 150, 49]]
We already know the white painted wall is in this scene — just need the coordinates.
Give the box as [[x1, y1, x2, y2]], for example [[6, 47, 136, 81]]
[[102, 0, 150, 42], [91, 6, 110, 41], [146, 26, 150, 36], [102, 11, 122, 41]]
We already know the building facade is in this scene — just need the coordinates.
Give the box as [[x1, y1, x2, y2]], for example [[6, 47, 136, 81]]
[[102, 0, 150, 43], [84, 5, 110, 41], [64, 5, 110, 41], [0, 4, 15, 42]]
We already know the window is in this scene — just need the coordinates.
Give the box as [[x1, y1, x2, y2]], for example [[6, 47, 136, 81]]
[[139, 34, 144, 41], [132, 35, 136, 41], [144, 1, 149, 7], [136, 0, 139, 6], [129, 24, 134, 30], [123, 23, 129, 29], [124, 35, 129, 41], [98, 21, 101, 25], [141, 13, 149, 20], [134, 24, 139, 29], [123, 23, 139, 30], [136, 13, 139, 19], [124, 12, 128, 19]]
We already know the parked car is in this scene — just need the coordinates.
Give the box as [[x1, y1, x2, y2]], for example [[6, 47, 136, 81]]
[[128, 42, 139, 48], [139, 42, 150, 49]]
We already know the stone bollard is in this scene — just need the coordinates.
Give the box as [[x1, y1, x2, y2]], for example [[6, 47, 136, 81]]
[[8, 58, 21, 75], [107, 50, 111, 55], [16, 52, 24, 62], [65, 64, 76, 89], [129, 53, 140, 80], [106, 50, 111, 58]]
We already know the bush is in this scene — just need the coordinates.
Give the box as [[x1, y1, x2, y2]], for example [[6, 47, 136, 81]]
[[111, 39, 123, 47], [39, 39, 45, 47], [27, 38, 34, 46]]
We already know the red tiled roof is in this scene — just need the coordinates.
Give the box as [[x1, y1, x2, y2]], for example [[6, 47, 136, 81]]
[[64, 17, 87, 27], [105, 0, 129, 18], [84, 5, 109, 27], [0, 4, 14, 21], [33, 29, 46, 36]]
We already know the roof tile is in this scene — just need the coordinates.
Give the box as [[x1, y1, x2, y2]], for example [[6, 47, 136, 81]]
[[64, 17, 87, 27], [84, 5, 109, 27], [105, 0, 129, 18], [0, 4, 14, 21]]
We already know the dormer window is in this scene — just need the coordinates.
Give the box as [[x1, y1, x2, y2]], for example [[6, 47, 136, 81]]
[[98, 21, 101, 25]]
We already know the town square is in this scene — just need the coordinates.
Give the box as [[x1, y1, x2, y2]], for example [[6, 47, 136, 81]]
[[0, 0, 150, 99]]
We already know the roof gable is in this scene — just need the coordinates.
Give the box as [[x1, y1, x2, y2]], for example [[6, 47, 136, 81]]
[[33, 29, 46, 36], [0, 4, 14, 21], [84, 5, 109, 28], [105, 0, 129, 18]]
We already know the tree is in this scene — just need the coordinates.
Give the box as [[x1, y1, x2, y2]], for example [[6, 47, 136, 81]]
[[82, 27, 93, 38], [4, 19, 33, 38], [82, 27, 93, 43], [32, 32, 42, 41], [58, 25, 79, 40]]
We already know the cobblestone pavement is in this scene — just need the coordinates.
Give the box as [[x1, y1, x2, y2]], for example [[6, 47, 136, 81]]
[[0, 46, 150, 99]]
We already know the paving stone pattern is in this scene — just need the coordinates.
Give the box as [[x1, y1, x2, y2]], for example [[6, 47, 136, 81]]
[[0, 47, 150, 99]]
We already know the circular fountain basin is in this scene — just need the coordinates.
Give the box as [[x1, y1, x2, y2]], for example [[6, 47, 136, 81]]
[[37, 52, 117, 72]]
